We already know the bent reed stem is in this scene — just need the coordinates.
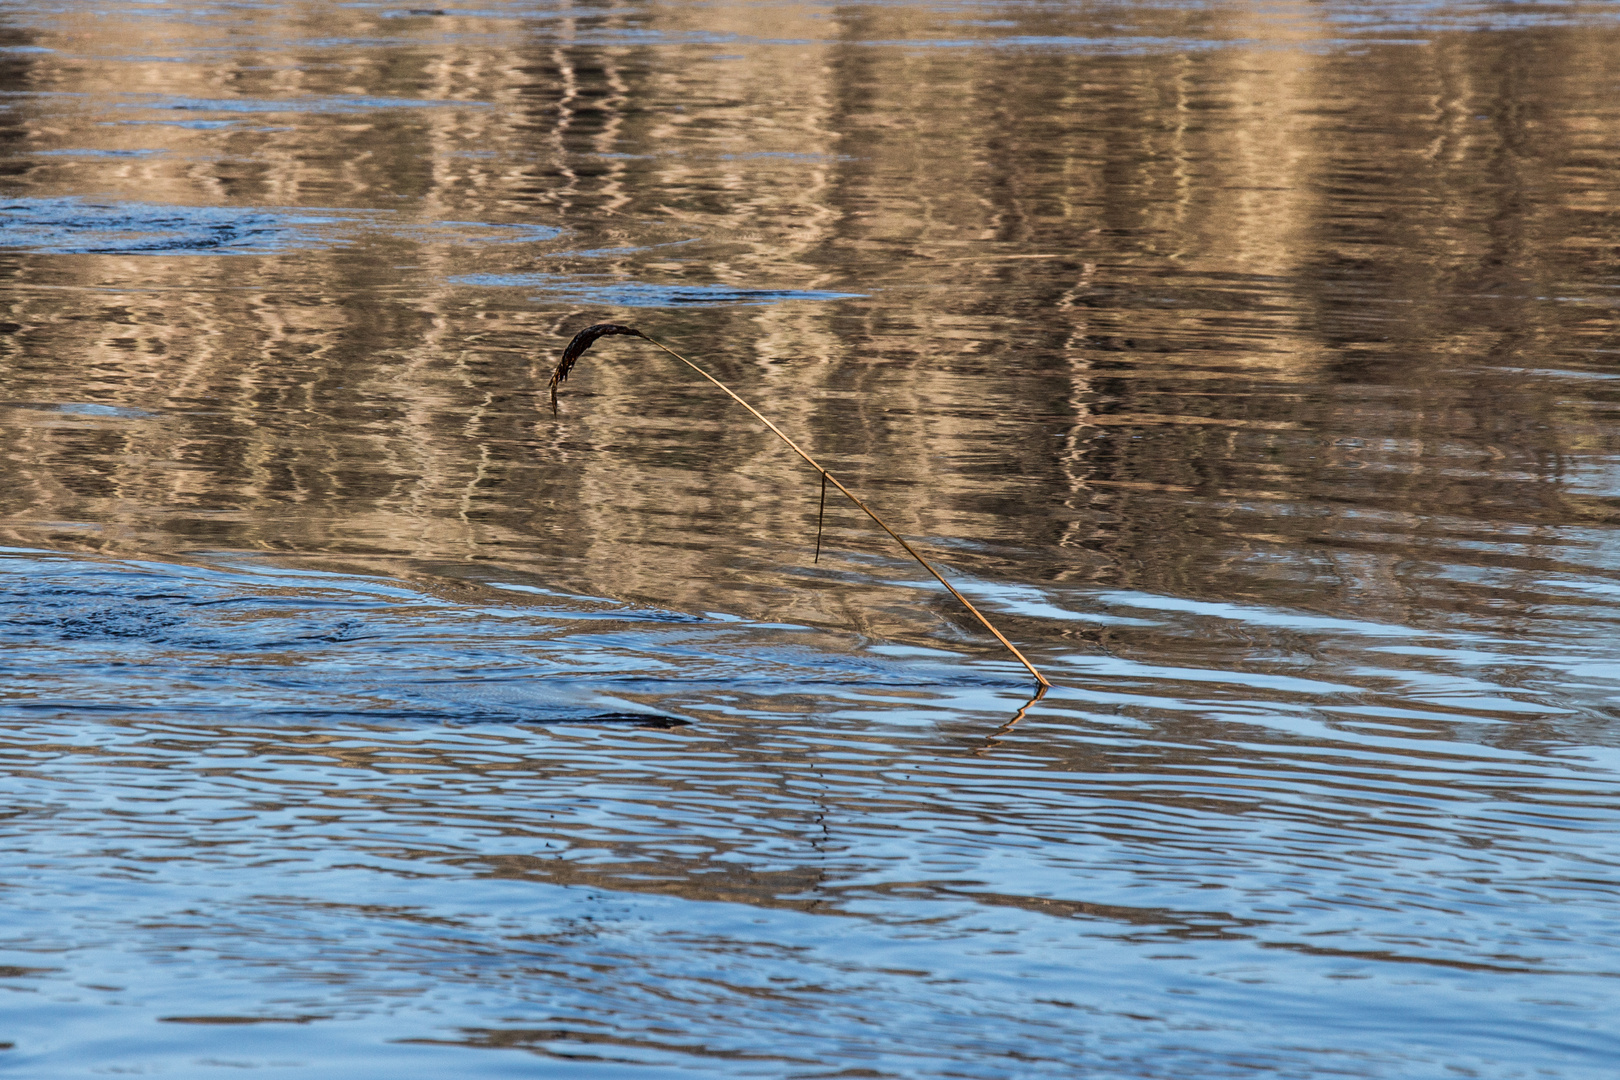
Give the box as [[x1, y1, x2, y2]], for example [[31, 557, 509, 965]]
[[548, 323, 1052, 690]]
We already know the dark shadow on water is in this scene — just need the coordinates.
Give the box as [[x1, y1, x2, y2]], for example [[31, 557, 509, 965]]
[[553, 711, 689, 728]]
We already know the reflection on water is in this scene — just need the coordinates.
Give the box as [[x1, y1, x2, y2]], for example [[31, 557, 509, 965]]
[[4, 196, 564, 254], [3, 0, 1620, 1076], [447, 273, 865, 306]]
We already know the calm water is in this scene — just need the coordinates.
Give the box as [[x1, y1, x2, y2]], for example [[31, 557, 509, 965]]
[[4, 1, 1620, 1076]]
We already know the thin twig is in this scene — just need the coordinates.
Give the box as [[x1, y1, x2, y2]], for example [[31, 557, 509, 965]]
[[814, 470, 828, 565], [548, 323, 1051, 690]]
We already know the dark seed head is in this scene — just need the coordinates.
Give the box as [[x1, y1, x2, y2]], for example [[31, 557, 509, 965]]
[[548, 323, 646, 411]]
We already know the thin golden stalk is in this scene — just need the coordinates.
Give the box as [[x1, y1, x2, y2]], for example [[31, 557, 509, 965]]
[[548, 323, 1052, 690]]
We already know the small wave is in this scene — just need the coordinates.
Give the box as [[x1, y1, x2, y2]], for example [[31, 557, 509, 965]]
[[449, 272, 864, 307], [37, 148, 166, 158], [0, 197, 559, 256], [114, 92, 490, 115]]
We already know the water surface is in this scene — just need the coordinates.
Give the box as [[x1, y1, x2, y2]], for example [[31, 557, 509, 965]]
[[3, 1, 1620, 1076]]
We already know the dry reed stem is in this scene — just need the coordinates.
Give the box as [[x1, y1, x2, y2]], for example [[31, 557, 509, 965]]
[[548, 323, 1052, 690]]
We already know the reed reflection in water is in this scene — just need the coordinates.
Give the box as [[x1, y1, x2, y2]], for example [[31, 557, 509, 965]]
[[2, 0, 1620, 1077]]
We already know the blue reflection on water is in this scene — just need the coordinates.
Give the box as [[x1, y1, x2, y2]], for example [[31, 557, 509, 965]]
[[51, 402, 161, 418], [2, 547, 1619, 1078], [1, 197, 356, 255], [0, 197, 560, 255], [450, 272, 865, 307], [36, 148, 166, 158]]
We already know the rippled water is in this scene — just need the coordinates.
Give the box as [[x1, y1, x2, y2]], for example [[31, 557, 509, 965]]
[[4, 1, 1620, 1076]]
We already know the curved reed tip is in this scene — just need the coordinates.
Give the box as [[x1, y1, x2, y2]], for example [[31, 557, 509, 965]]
[[548, 323, 646, 410]]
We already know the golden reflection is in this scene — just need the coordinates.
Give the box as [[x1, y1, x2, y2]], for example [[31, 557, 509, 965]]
[[0, 1, 1617, 643]]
